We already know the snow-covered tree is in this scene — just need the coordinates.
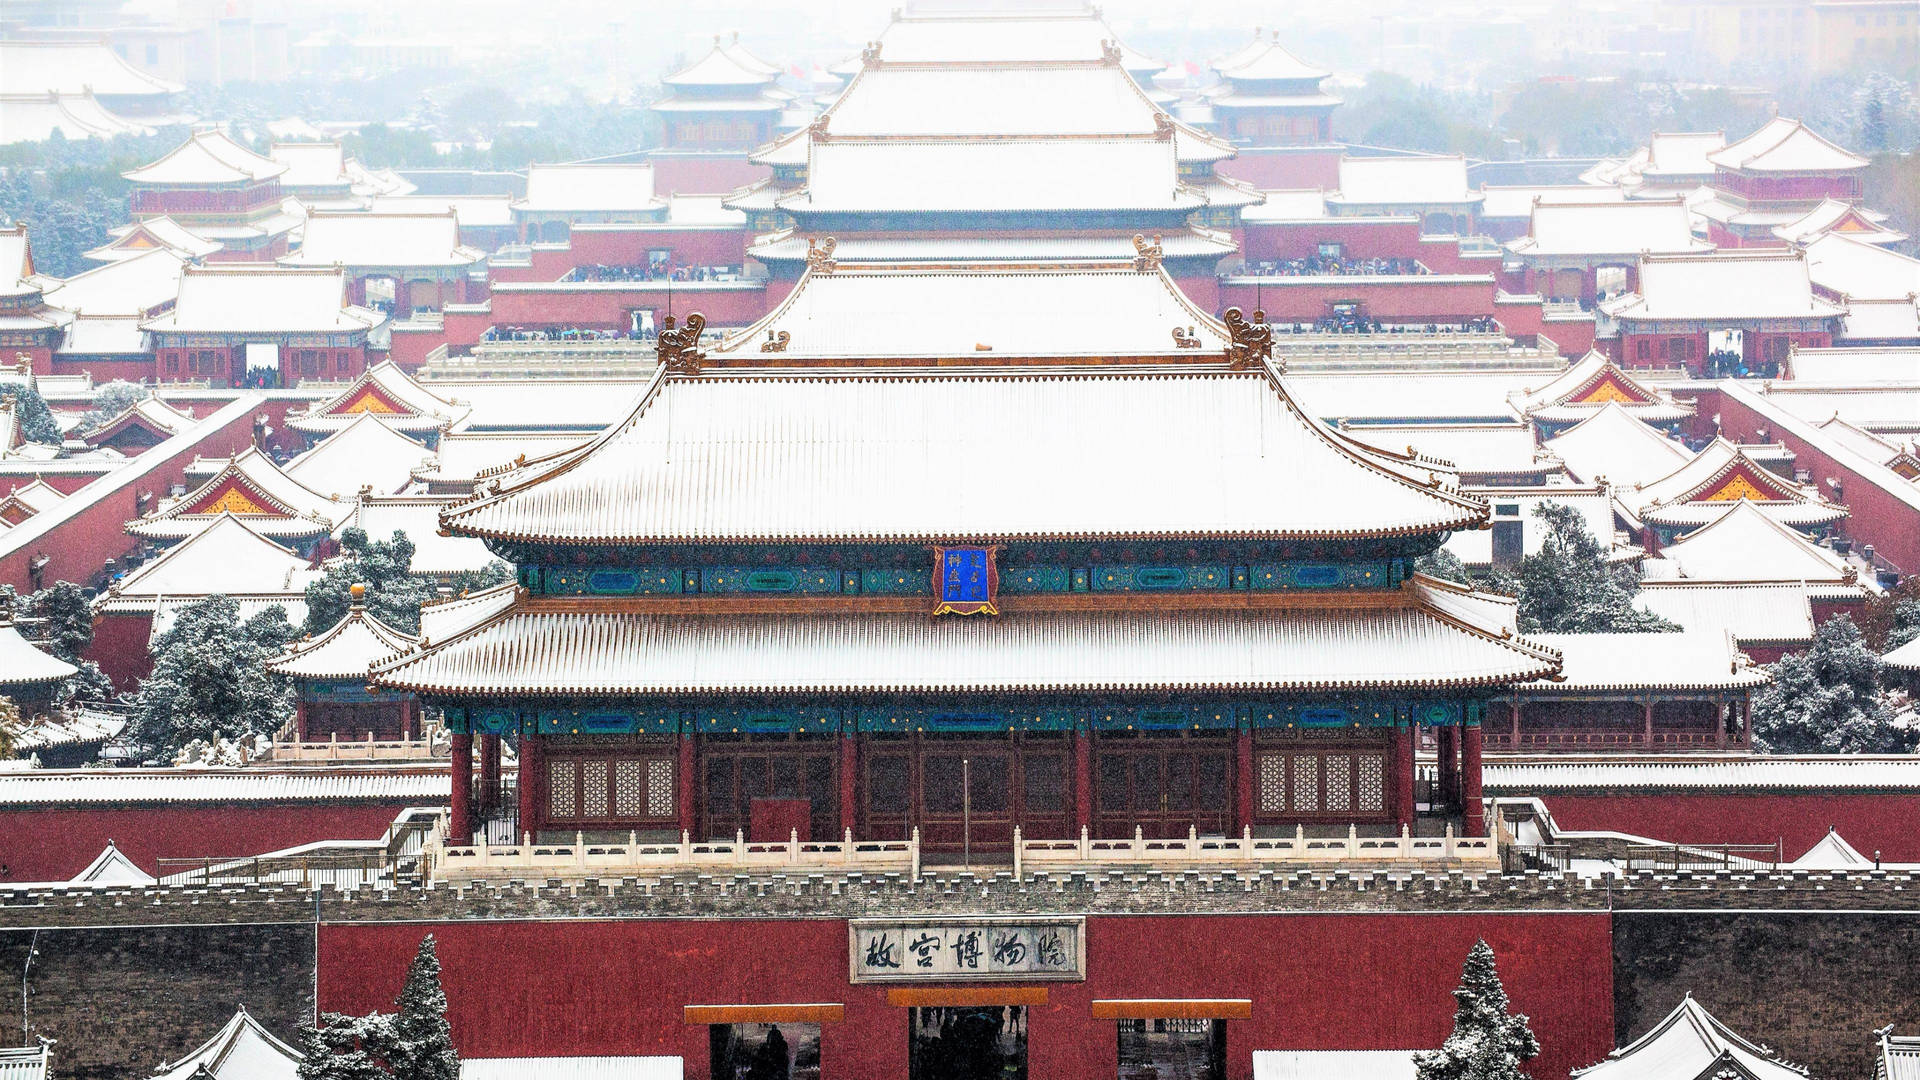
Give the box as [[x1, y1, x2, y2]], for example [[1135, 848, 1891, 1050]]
[[386, 936, 459, 1080], [76, 380, 150, 434], [1515, 504, 1676, 634], [25, 581, 92, 662], [127, 596, 296, 759], [304, 527, 510, 636], [1415, 940, 1540, 1080], [1415, 547, 1473, 585], [297, 1013, 392, 1080], [1752, 616, 1916, 755], [0, 697, 19, 759], [0, 383, 59, 445]]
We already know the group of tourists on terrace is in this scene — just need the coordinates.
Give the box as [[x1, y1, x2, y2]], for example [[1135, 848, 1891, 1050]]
[[1243, 255, 1429, 277]]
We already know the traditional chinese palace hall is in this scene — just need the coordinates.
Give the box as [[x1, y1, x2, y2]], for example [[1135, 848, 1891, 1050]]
[[375, 254, 1559, 852]]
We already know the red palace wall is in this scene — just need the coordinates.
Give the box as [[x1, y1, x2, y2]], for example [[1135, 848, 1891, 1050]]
[[1214, 148, 1345, 191], [0, 802, 410, 882], [1703, 386, 1920, 574], [1537, 793, 1920, 863], [486, 284, 768, 331], [1241, 220, 1423, 263], [647, 154, 770, 196], [89, 611, 157, 689], [565, 226, 751, 270], [1219, 277, 1497, 325], [51, 358, 163, 383], [320, 912, 1613, 1080], [0, 402, 259, 592]]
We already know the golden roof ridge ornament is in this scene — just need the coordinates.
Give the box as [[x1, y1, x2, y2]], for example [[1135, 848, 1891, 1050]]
[[861, 40, 883, 68], [1153, 112, 1175, 140], [1171, 327, 1202, 349], [760, 330, 791, 353], [656, 313, 706, 376], [1222, 307, 1273, 371], [1131, 233, 1163, 271], [806, 235, 838, 274], [1101, 40, 1122, 65]]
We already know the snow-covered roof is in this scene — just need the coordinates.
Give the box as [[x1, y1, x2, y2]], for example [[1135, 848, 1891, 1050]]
[[1213, 33, 1330, 83], [1542, 401, 1695, 489], [1441, 487, 1618, 569], [0, 40, 182, 98], [82, 216, 222, 263], [0, 91, 152, 145], [1646, 500, 1851, 583], [0, 479, 65, 516], [70, 841, 156, 885], [283, 211, 482, 270], [282, 412, 430, 499], [373, 581, 1558, 698], [1707, 116, 1869, 174], [1342, 422, 1550, 479], [288, 360, 465, 436], [781, 136, 1200, 215], [662, 36, 781, 88], [708, 262, 1229, 360], [1640, 131, 1727, 178], [1478, 184, 1625, 221], [368, 195, 516, 229], [1240, 189, 1332, 223], [129, 446, 342, 542], [40, 248, 190, 317], [1514, 630, 1765, 692], [0, 768, 444, 807], [83, 396, 196, 446], [438, 365, 1491, 547], [124, 128, 287, 186], [1600, 250, 1845, 323], [515, 164, 662, 215], [1788, 827, 1872, 869], [153, 1007, 302, 1080], [875, 10, 1141, 63], [1486, 756, 1920, 791], [747, 228, 1236, 265], [1572, 996, 1807, 1080], [1838, 297, 1920, 343], [1517, 350, 1694, 426], [1508, 199, 1710, 259], [0, 617, 78, 687], [268, 596, 417, 681], [1286, 370, 1543, 425], [1631, 438, 1846, 529], [334, 497, 500, 576], [1755, 384, 1920, 433], [267, 142, 351, 190], [417, 582, 519, 645], [100, 513, 316, 612], [1328, 157, 1478, 207], [461, 1059, 682, 1080], [0, 1046, 48, 1080], [411, 431, 588, 488], [141, 266, 386, 336], [1885, 633, 1920, 672], [1801, 232, 1920, 303], [1882, 1035, 1920, 1080], [1790, 347, 1920, 385], [1632, 582, 1816, 644], [1253, 1051, 1419, 1080], [1773, 199, 1906, 246]]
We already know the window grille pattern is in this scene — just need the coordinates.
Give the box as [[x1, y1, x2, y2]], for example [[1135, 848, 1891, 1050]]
[[1357, 755, 1386, 812], [647, 759, 676, 817], [1325, 755, 1352, 812], [614, 760, 645, 817], [1292, 756, 1319, 812], [581, 760, 609, 818], [1259, 755, 1286, 813], [549, 760, 577, 818]]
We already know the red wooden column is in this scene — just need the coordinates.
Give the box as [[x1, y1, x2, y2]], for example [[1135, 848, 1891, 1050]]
[[449, 732, 473, 843], [1435, 726, 1457, 811], [479, 734, 501, 816], [517, 734, 541, 843], [1235, 727, 1255, 833], [678, 732, 698, 838], [1462, 723, 1485, 837], [294, 700, 310, 742], [1073, 728, 1093, 837], [1393, 723, 1416, 832], [839, 733, 858, 839]]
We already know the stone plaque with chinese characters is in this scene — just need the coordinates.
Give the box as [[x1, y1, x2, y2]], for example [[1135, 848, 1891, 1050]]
[[848, 917, 1085, 983]]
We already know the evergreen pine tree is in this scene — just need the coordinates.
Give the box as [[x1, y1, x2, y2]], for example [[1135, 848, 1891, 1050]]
[[77, 380, 151, 434], [304, 527, 512, 636], [0, 384, 60, 446], [386, 936, 459, 1080], [1752, 616, 1915, 754], [1515, 504, 1676, 634], [1415, 940, 1540, 1080], [27, 581, 94, 662]]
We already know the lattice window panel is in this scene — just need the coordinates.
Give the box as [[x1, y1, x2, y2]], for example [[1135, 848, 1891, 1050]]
[[647, 758, 676, 818], [549, 760, 577, 819], [1325, 755, 1352, 813], [1259, 755, 1286, 813], [1291, 756, 1319, 813], [581, 760, 609, 818], [614, 760, 646, 817], [1357, 755, 1386, 813]]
